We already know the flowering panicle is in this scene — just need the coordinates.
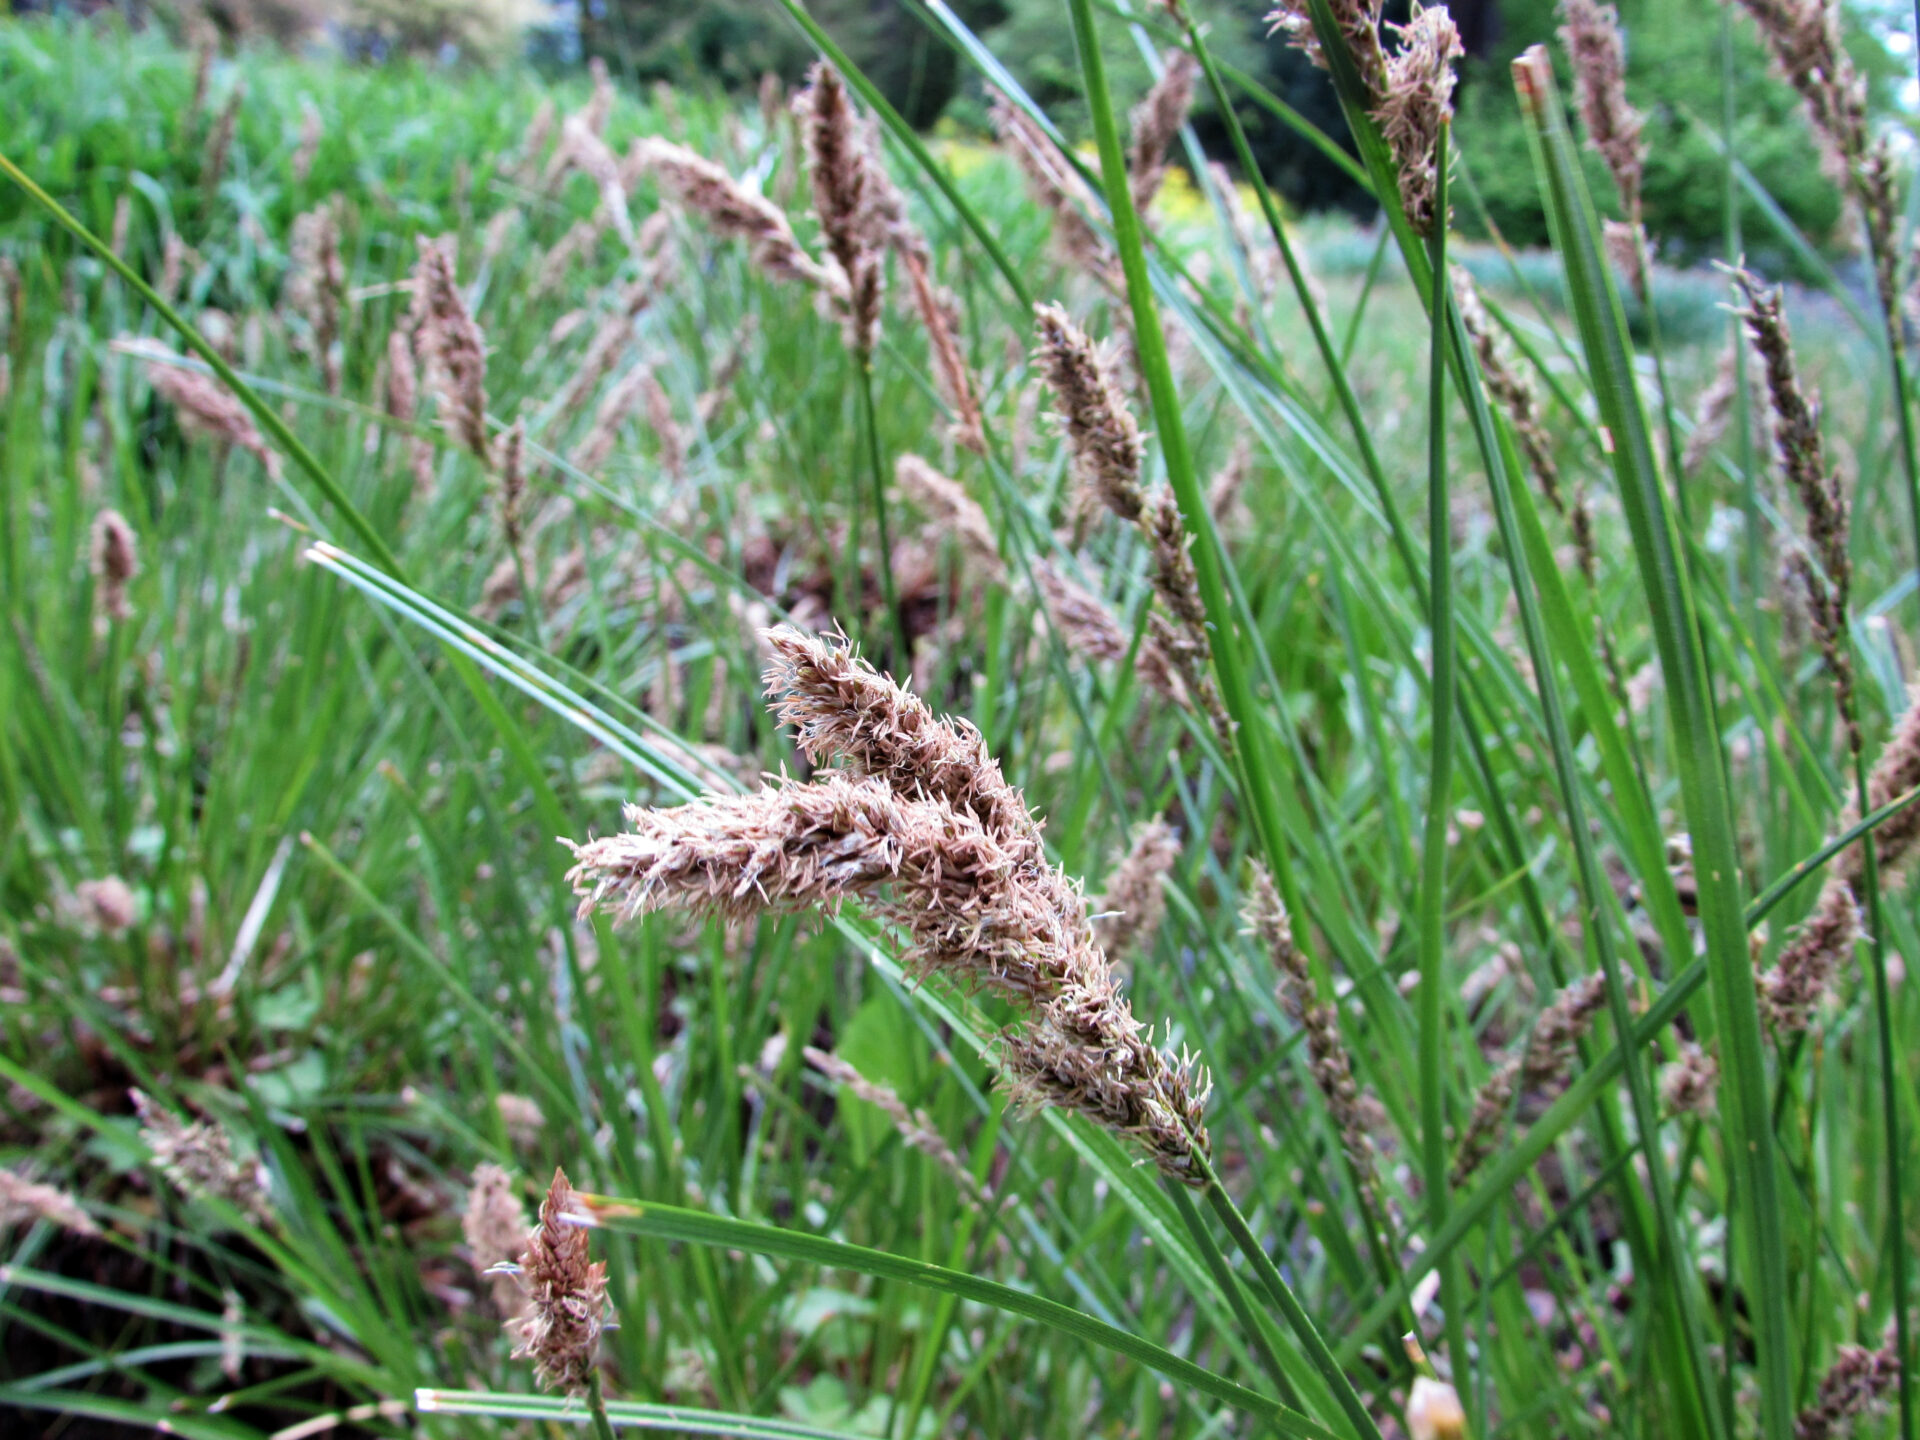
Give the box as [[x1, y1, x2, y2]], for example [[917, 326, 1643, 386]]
[[1764, 686, 1920, 1031], [131, 1089, 271, 1223], [1033, 304, 1222, 731], [1659, 1041, 1719, 1118], [384, 323, 436, 496], [1034, 563, 1183, 707], [1732, 267, 1855, 750], [557, 276, 655, 419], [0, 1169, 99, 1238], [1128, 53, 1200, 218], [1794, 1339, 1901, 1439], [463, 1162, 528, 1315], [410, 238, 491, 462], [803, 1047, 985, 1202], [287, 199, 344, 395], [990, 94, 1116, 285], [898, 246, 984, 452], [1736, 0, 1898, 317], [90, 508, 138, 626], [896, 454, 1004, 584], [572, 363, 653, 475], [1558, 0, 1646, 289], [799, 62, 885, 356], [1454, 271, 1569, 535], [507, 1168, 613, 1395], [1684, 328, 1769, 476], [1268, 1, 1458, 235], [203, 84, 243, 198], [292, 99, 322, 184], [78, 875, 137, 933], [1093, 819, 1179, 965], [125, 339, 280, 478], [636, 138, 844, 297], [552, 115, 635, 248], [1453, 973, 1607, 1184], [1244, 864, 1380, 1204], [567, 626, 1211, 1181]]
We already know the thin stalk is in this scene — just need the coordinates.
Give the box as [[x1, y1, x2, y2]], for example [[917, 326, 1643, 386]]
[[854, 362, 909, 664], [1414, 121, 1470, 1405], [1852, 744, 1914, 1440], [1167, 1181, 1307, 1414], [1199, 1169, 1384, 1440], [586, 1370, 619, 1440]]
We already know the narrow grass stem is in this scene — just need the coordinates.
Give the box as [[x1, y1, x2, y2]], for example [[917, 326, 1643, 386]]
[[854, 360, 909, 664], [1852, 744, 1914, 1440], [586, 1369, 619, 1440], [1198, 1174, 1382, 1440], [1415, 122, 1471, 1407], [1167, 1181, 1307, 1414]]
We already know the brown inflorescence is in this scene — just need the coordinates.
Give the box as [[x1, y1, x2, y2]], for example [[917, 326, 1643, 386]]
[[798, 62, 885, 357], [128, 340, 282, 478], [566, 626, 1211, 1182], [1034, 562, 1184, 708], [130, 1089, 271, 1223], [1244, 864, 1380, 1206], [507, 1168, 613, 1396], [989, 93, 1118, 287], [1558, 0, 1646, 290], [803, 1047, 985, 1202], [0, 1169, 99, 1238], [463, 1162, 529, 1316], [635, 137, 845, 298], [90, 509, 138, 625], [1128, 52, 1200, 218], [1659, 1042, 1719, 1118], [1453, 973, 1607, 1185], [896, 454, 1004, 584], [410, 238, 491, 463], [1093, 818, 1180, 966], [1795, 1339, 1901, 1440], [287, 199, 344, 395]]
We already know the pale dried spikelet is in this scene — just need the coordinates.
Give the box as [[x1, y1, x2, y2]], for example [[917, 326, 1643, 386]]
[[496, 1094, 544, 1148], [799, 62, 884, 355], [554, 115, 635, 247], [899, 247, 985, 452], [1035, 563, 1183, 705], [1244, 864, 1380, 1203], [90, 509, 138, 625], [1374, 6, 1463, 237], [535, 218, 608, 300], [1732, 266, 1855, 749], [1094, 818, 1179, 964], [572, 363, 653, 475], [384, 323, 437, 497], [291, 99, 322, 185], [463, 1162, 528, 1315], [989, 94, 1114, 283], [1736, 0, 1897, 315], [556, 276, 653, 418], [130, 1089, 270, 1223], [896, 454, 1004, 584], [78, 875, 137, 933], [1795, 1340, 1900, 1440], [1454, 270, 1571, 535], [1660, 1041, 1719, 1117], [582, 56, 615, 138], [1454, 973, 1606, 1183], [635, 138, 844, 297], [1128, 52, 1200, 218], [411, 239, 491, 462], [508, 1168, 612, 1396], [0, 1169, 100, 1238], [1558, 0, 1645, 228], [203, 84, 244, 198], [1034, 302, 1145, 513], [570, 627, 1211, 1181], [287, 199, 344, 395], [1266, 0, 1388, 103], [803, 1047, 984, 1201], [1407, 1377, 1468, 1440], [1684, 329, 1769, 476], [1851, 683, 1920, 885], [158, 233, 195, 308], [131, 341, 281, 477], [498, 420, 527, 548]]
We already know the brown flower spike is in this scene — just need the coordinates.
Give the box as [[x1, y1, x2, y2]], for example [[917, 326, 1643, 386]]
[[566, 626, 1210, 1181], [508, 1168, 613, 1396]]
